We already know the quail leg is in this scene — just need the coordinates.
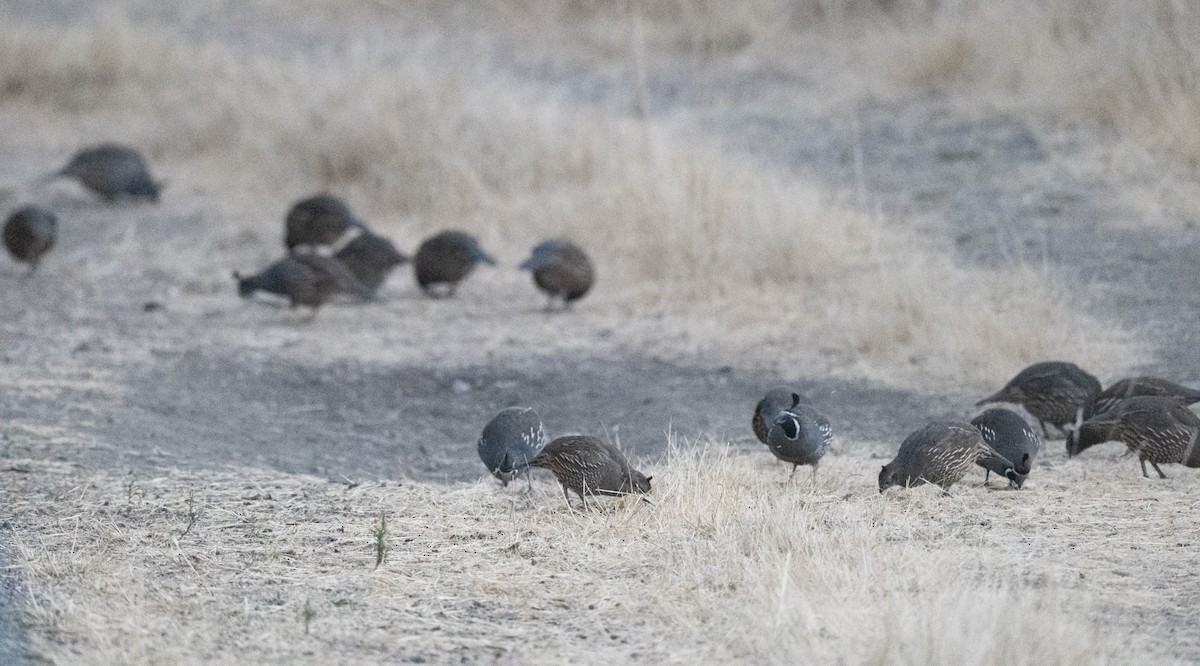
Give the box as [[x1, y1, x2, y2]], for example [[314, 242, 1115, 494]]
[[1150, 461, 1168, 479]]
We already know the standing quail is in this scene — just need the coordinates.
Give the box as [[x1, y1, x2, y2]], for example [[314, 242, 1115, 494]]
[[334, 229, 409, 295], [752, 387, 809, 445], [1066, 396, 1200, 478], [976, 361, 1101, 437], [879, 420, 1019, 493], [970, 408, 1039, 489], [284, 194, 361, 250], [51, 144, 161, 202], [477, 407, 547, 489], [766, 403, 832, 480], [234, 254, 371, 312], [530, 435, 652, 510], [3, 206, 57, 275], [412, 230, 496, 298], [518, 239, 595, 310], [1083, 376, 1200, 420]]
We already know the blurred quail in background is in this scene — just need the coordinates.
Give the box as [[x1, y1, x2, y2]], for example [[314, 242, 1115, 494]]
[[413, 230, 495, 298], [48, 144, 161, 202], [976, 361, 1101, 437], [334, 229, 409, 295], [752, 387, 808, 444], [518, 239, 595, 310], [530, 435, 652, 510], [477, 407, 547, 490], [234, 254, 371, 313], [879, 420, 1019, 493], [766, 402, 832, 480], [1066, 396, 1200, 478], [970, 408, 1039, 488], [284, 194, 361, 250], [1082, 376, 1200, 420], [3, 206, 57, 275]]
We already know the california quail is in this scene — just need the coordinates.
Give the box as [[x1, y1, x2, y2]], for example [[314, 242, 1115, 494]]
[[976, 361, 1101, 437], [518, 239, 595, 309], [766, 403, 832, 480], [3, 206, 57, 275], [529, 435, 652, 510], [412, 230, 495, 298], [752, 387, 809, 444], [1083, 376, 1200, 420], [477, 407, 547, 489], [1065, 396, 1200, 478], [970, 408, 1039, 489], [334, 229, 409, 294], [879, 420, 1019, 493], [234, 254, 371, 312], [52, 144, 161, 202], [284, 194, 361, 250]]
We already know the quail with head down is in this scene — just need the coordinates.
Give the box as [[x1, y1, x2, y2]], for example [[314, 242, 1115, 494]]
[[976, 361, 1101, 437], [1066, 395, 1200, 478], [530, 435, 652, 510], [412, 230, 495, 298], [49, 144, 161, 202], [334, 229, 409, 295], [234, 254, 371, 314], [879, 420, 1019, 493], [3, 206, 57, 275], [970, 408, 1039, 488], [477, 407, 547, 490], [518, 239, 595, 310]]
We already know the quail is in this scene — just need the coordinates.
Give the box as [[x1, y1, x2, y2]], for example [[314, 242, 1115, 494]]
[[1066, 396, 1200, 478], [766, 403, 832, 480], [477, 407, 547, 490], [752, 387, 810, 445], [976, 361, 1101, 437], [284, 194, 361, 250], [412, 230, 496, 298], [234, 254, 371, 312], [518, 239, 595, 309], [1083, 376, 1200, 420], [50, 144, 161, 202], [970, 408, 1039, 489], [3, 206, 57, 275], [334, 229, 409, 294], [879, 420, 1019, 493], [529, 435, 652, 510]]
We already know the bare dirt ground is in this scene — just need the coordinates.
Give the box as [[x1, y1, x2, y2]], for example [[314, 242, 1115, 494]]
[[1, 2, 1199, 664]]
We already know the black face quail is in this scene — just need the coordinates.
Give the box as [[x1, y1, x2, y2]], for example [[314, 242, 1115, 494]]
[[412, 230, 496, 298], [752, 387, 809, 444], [1065, 396, 1200, 479], [879, 420, 1019, 493], [518, 239, 595, 310], [970, 408, 1039, 489], [529, 435, 652, 510], [477, 407, 547, 490], [766, 403, 832, 480], [333, 229, 409, 295], [52, 144, 161, 202], [3, 206, 57, 275], [976, 361, 1102, 437], [1083, 376, 1200, 420], [284, 194, 361, 250], [234, 254, 371, 313]]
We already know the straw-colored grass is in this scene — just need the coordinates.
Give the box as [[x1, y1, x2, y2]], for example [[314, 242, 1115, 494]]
[[5, 441, 1197, 664]]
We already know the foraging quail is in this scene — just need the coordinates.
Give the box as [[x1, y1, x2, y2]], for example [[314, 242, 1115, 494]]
[[1083, 376, 1200, 420], [1066, 396, 1200, 478], [284, 194, 361, 250], [879, 420, 1019, 493], [477, 407, 547, 489], [752, 387, 809, 444], [234, 254, 371, 312], [530, 435, 652, 510], [412, 230, 495, 298], [334, 229, 409, 294], [766, 403, 832, 480], [3, 206, 57, 275], [970, 408, 1039, 489], [976, 361, 1101, 437], [518, 239, 595, 309], [51, 144, 161, 202]]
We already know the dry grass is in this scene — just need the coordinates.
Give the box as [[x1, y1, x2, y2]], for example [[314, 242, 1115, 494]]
[[5, 441, 1197, 664]]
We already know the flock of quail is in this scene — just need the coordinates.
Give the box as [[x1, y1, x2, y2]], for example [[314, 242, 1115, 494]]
[[5, 145, 1200, 511], [4, 144, 597, 310]]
